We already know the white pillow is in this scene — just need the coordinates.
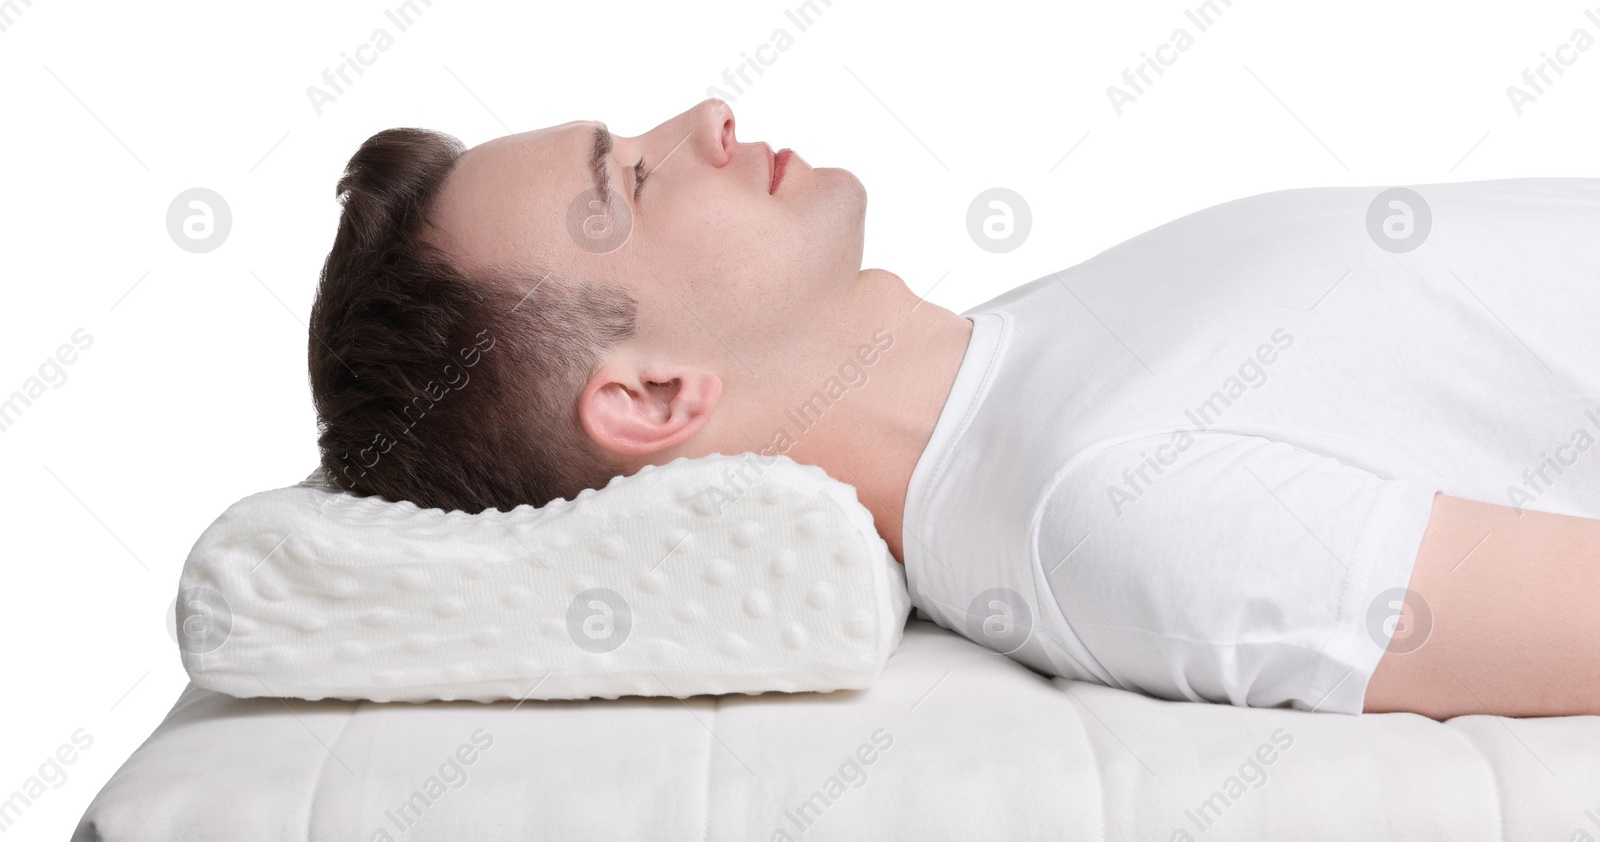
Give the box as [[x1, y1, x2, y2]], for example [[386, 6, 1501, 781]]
[[174, 452, 911, 703]]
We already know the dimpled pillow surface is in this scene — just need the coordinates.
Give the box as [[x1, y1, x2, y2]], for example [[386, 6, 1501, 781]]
[[173, 453, 912, 703]]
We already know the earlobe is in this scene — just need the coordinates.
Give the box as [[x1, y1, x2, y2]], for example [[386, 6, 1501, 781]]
[[577, 363, 722, 460]]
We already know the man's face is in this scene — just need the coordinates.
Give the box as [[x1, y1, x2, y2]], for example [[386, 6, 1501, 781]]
[[430, 98, 868, 369]]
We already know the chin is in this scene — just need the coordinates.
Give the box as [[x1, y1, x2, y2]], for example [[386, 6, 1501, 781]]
[[817, 167, 868, 227], [820, 166, 867, 203], [788, 168, 868, 267]]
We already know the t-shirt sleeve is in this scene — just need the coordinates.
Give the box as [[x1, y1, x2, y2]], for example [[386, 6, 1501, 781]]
[[1034, 432, 1438, 714]]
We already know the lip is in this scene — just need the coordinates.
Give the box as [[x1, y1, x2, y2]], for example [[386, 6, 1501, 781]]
[[771, 147, 794, 193]]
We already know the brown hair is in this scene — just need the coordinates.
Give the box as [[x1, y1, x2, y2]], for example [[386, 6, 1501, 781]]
[[308, 127, 638, 513]]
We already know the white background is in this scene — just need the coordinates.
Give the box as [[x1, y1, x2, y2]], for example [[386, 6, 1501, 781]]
[[2, 0, 1596, 835]]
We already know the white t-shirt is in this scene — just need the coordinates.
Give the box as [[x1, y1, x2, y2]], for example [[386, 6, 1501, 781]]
[[902, 178, 1600, 714]]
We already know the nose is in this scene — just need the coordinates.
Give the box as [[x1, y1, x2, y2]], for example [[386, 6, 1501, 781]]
[[666, 98, 736, 167], [705, 98, 736, 166]]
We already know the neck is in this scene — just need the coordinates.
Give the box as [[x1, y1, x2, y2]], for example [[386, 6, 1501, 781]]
[[764, 268, 973, 565]]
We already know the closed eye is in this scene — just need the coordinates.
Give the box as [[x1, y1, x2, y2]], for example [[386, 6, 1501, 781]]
[[633, 157, 648, 199]]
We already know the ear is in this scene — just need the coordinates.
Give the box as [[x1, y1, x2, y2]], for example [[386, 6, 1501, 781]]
[[577, 358, 723, 460]]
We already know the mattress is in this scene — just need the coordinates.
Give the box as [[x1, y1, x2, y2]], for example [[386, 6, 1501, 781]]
[[75, 618, 1600, 841]]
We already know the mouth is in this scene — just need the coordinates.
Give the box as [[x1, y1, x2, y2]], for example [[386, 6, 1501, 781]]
[[770, 147, 794, 194]]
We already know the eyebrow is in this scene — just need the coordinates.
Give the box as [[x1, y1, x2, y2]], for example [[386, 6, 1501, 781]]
[[590, 122, 616, 206]]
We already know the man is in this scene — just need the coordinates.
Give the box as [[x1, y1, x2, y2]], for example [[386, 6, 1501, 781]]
[[309, 98, 1600, 720]]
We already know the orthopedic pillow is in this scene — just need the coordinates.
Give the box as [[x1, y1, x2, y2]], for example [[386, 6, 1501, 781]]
[[174, 453, 911, 703]]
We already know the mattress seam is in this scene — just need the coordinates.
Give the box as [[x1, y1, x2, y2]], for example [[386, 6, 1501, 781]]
[[697, 694, 719, 842], [1050, 679, 1113, 842], [302, 699, 361, 842], [1449, 721, 1510, 842]]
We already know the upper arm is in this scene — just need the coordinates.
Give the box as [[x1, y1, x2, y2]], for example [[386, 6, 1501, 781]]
[[1042, 433, 1437, 713], [1363, 493, 1600, 718]]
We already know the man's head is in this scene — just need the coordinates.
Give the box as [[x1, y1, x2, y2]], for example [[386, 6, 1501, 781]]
[[309, 98, 870, 512]]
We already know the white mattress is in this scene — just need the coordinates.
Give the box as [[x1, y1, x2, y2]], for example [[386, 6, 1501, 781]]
[[75, 619, 1600, 841]]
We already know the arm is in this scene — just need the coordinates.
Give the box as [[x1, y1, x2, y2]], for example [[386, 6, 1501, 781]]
[[1363, 492, 1600, 719]]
